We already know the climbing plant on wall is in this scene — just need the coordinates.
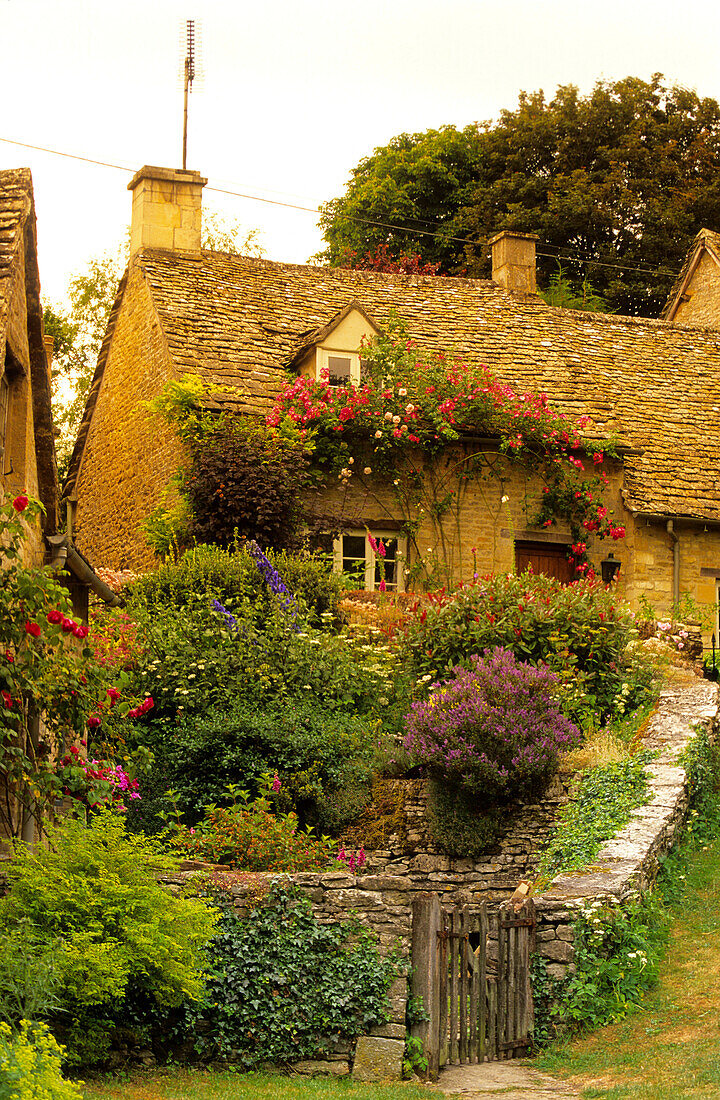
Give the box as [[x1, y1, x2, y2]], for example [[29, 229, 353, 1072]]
[[266, 319, 624, 586]]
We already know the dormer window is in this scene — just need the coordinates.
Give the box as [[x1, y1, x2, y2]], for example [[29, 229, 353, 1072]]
[[317, 349, 362, 387]]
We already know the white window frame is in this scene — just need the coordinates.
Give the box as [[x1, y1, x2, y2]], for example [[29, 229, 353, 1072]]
[[332, 529, 407, 592], [316, 348, 362, 387]]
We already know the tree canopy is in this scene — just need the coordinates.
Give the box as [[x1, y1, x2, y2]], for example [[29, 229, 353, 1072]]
[[318, 75, 720, 316]]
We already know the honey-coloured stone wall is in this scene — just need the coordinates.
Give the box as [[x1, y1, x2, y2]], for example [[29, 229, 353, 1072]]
[[73, 262, 185, 571]]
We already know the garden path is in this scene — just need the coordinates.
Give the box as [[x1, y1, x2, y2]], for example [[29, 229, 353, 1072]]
[[435, 1060, 581, 1099]]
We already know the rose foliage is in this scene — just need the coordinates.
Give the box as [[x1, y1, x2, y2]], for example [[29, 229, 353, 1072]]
[[404, 647, 581, 802], [267, 322, 625, 572], [0, 496, 146, 835]]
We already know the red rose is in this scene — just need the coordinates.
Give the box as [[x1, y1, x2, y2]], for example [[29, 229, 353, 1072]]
[[1, 691, 12, 709], [46, 609, 63, 625], [61, 618, 74, 633], [4, 652, 13, 664], [87, 715, 102, 728], [24, 621, 41, 638], [106, 688, 121, 704], [72, 624, 89, 639], [12, 495, 29, 512]]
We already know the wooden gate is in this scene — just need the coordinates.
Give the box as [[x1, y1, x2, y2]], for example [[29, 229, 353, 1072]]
[[410, 895, 535, 1076]]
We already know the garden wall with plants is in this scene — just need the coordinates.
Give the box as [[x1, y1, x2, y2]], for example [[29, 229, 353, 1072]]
[[343, 774, 572, 901], [532, 676, 719, 991]]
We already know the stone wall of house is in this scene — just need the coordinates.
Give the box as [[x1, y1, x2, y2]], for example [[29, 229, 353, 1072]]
[[304, 445, 630, 597], [73, 262, 184, 571], [2, 233, 45, 566], [671, 251, 720, 329]]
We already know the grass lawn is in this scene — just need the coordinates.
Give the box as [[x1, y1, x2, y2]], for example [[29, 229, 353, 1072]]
[[536, 834, 720, 1099], [81, 1069, 433, 1100]]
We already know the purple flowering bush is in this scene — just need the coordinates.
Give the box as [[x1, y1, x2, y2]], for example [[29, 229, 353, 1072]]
[[404, 647, 581, 803]]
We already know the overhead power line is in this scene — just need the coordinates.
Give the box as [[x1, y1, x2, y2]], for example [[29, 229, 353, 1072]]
[[0, 135, 682, 282]]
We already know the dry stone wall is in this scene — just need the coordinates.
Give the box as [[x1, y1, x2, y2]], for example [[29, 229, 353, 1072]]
[[534, 678, 719, 980]]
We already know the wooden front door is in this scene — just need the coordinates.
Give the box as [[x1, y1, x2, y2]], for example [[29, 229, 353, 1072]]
[[515, 540, 574, 584]]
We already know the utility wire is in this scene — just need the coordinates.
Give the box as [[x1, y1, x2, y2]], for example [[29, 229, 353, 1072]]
[[0, 134, 682, 282]]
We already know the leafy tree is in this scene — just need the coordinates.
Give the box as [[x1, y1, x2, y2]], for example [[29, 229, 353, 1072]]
[[319, 75, 720, 315], [316, 125, 483, 272]]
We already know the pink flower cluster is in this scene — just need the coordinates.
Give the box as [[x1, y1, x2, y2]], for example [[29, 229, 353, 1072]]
[[337, 846, 367, 873]]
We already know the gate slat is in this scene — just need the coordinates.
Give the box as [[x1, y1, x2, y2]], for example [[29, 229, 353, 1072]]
[[478, 903, 488, 1062], [459, 906, 468, 1063], [488, 975, 497, 1060], [439, 908, 449, 1068], [497, 910, 507, 1060], [449, 908, 459, 1063], [507, 913, 517, 1052]]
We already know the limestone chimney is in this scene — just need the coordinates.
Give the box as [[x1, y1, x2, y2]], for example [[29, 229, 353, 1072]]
[[488, 230, 538, 294], [128, 165, 207, 256]]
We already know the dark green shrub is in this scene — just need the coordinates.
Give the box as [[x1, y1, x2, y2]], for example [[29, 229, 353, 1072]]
[[426, 781, 506, 857], [167, 884, 400, 1067], [0, 811, 216, 1065], [126, 699, 375, 834]]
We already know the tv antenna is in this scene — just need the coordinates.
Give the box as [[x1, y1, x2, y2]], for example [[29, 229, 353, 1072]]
[[182, 19, 196, 170]]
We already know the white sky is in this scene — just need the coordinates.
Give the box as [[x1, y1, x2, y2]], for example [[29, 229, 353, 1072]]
[[2, 0, 720, 307]]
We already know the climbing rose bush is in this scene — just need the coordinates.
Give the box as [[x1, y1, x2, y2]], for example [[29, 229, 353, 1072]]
[[403, 647, 581, 803]]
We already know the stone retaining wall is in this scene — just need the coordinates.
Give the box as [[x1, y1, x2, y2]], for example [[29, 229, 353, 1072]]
[[533, 678, 719, 980], [358, 773, 572, 904]]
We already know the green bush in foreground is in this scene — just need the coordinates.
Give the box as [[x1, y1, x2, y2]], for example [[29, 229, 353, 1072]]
[[0, 1020, 81, 1100], [0, 811, 217, 1065]]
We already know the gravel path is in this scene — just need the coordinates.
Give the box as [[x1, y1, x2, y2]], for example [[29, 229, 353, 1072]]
[[434, 1060, 581, 1099]]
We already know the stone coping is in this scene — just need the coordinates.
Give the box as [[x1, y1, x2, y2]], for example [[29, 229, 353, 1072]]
[[538, 678, 719, 908]]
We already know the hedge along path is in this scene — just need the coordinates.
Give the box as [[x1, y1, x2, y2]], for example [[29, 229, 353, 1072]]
[[537, 834, 720, 1099]]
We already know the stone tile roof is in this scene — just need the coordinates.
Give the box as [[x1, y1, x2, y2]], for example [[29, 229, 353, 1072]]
[[71, 248, 720, 522], [0, 168, 33, 329]]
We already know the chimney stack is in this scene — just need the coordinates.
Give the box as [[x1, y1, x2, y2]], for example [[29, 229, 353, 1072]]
[[128, 166, 207, 256], [489, 230, 538, 294]]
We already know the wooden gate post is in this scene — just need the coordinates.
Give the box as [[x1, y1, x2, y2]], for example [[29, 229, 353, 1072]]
[[410, 892, 442, 1079]]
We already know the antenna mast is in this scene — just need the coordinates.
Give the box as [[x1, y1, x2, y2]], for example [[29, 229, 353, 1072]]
[[182, 20, 195, 170]]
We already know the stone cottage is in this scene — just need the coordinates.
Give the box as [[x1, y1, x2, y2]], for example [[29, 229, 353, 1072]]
[[0, 167, 120, 613], [65, 165, 720, 636], [0, 168, 59, 566]]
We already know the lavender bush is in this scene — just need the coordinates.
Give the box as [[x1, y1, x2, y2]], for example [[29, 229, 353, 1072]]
[[404, 647, 581, 803]]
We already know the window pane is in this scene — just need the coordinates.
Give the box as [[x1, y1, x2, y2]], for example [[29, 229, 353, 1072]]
[[328, 356, 352, 385], [343, 534, 366, 559]]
